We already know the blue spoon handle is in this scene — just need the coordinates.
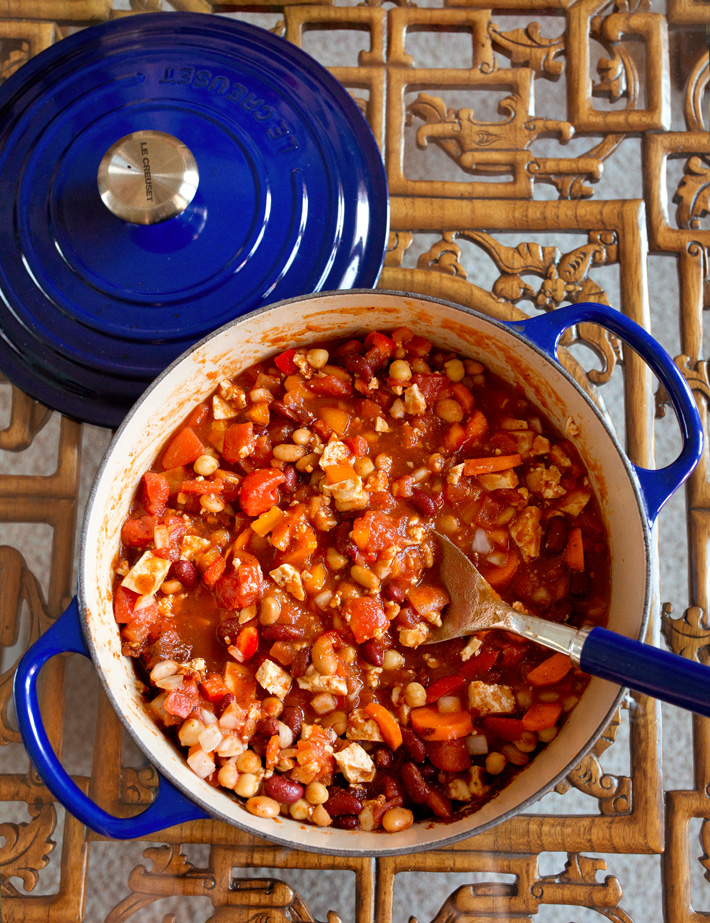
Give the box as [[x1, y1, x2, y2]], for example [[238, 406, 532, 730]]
[[579, 626, 710, 717]]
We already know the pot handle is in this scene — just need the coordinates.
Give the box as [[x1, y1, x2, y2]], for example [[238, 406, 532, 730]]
[[509, 301, 704, 525], [13, 598, 209, 839]]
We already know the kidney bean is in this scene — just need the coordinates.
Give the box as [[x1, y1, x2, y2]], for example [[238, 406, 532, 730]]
[[344, 353, 375, 382], [419, 763, 438, 783], [290, 648, 311, 679], [383, 581, 406, 603], [410, 487, 439, 518], [373, 747, 392, 769], [333, 815, 360, 830], [401, 727, 426, 764], [334, 522, 358, 559], [546, 599, 573, 623], [280, 705, 304, 739], [260, 625, 305, 642], [170, 559, 199, 589], [325, 787, 363, 817], [395, 606, 419, 629], [545, 517, 568, 554], [216, 617, 241, 647], [281, 464, 298, 493], [215, 692, 235, 718], [415, 665, 431, 688], [401, 762, 430, 805], [263, 775, 304, 805], [426, 788, 453, 819], [383, 775, 405, 803], [252, 716, 280, 750], [570, 572, 592, 597], [360, 638, 384, 667], [270, 400, 300, 422]]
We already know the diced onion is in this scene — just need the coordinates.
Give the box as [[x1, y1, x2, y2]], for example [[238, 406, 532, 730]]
[[466, 734, 489, 756], [438, 695, 462, 714], [472, 529, 494, 554], [486, 550, 508, 566]]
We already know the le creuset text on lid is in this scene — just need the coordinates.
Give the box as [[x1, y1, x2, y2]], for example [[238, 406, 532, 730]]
[[0, 13, 389, 428]]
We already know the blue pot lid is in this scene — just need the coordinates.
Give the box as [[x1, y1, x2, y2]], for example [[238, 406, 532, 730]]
[[0, 13, 389, 428]]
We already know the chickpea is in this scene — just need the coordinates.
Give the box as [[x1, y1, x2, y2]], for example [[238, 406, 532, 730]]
[[194, 454, 219, 476], [354, 457, 375, 477], [382, 807, 414, 832], [306, 348, 329, 369], [437, 514, 460, 535], [305, 781, 329, 805], [537, 726, 559, 743], [311, 804, 332, 826], [321, 710, 348, 736], [383, 650, 405, 671], [435, 398, 464, 423], [262, 696, 283, 718], [234, 773, 260, 798], [444, 358, 466, 382], [218, 761, 238, 790], [326, 547, 348, 571], [160, 579, 184, 596], [236, 750, 262, 774], [514, 730, 538, 753], [200, 494, 225, 513], [404, 682, 427, 708], [389, 359, 412, 381], [486, 752, 507, 775], [289, 798, 310, 821]]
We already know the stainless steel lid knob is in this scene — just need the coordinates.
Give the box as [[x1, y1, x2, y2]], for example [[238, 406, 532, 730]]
[[97, 130, 199, 225]]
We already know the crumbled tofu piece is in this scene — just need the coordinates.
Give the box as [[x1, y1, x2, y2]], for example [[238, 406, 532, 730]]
[[365, 470, 389, 492], [297, 665, 348, 695], [531, 435, 551, 456], [212, 394, 239, 420], [467, 681, 517, 716], [468, 765, 490, 797], [157, 596, 174, 618], [319, 438, 351, 471], [566, 415, 581, 437], [292, 352, 314, 379], [346, 708, 385, 742], [512, 430, 535, 456], [525, 464, 566, 499], [177, 658, 207, 677], [557, 488, 592, 516], [375, 416, 391, 433], [447, 463, 465, 485], [461, 637, 483, 662], [502, 418, 528, 430], [390, 398, 406, 419], [217, 380, 247, 408], [269, 563, 305, 601], [478, 469, 519, 491], [509, 506, 543, 562], [256, 660, 293, 699], [448, 778, 473, 802], [407, 522, 425, 543], [399, 622, 430, 648], [321, 472, 369, 510], [335, 743, 376, 784], [362, 666, 383, 689], [180, 535, 212, 561], [121, 551, 171, 596], [550, 444, 571, 468], [403, 383, 427, 415]]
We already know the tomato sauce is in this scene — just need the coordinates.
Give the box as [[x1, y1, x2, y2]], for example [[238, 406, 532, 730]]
[[112, 327, 610, 833]]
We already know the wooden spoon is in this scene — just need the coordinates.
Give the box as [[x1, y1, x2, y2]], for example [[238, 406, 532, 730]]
[[425, 533, 710, 718]]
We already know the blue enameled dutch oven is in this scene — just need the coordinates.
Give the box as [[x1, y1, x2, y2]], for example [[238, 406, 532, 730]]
[[13, 293, 705, 855], [0, 14, 389, 427]]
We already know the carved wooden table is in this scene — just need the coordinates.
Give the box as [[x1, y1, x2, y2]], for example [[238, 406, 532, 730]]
[[2, 1, 710, 921]]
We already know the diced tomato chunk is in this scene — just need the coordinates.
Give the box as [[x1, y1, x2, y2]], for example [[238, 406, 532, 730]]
[[483, 716, 526, 742], [344, 596, 388, 644], [351, 511, 401, 553], [239, 468, 286, 517], [200, 673, 230, 703], [142, 472, 170, 516], [214, 553, 264, 609], [164, 681, 199, 718], [161, 426, 205, 469], [425, 738, 471, 771], [308, 375, 353, 398], [459, 648, 499, 679], [121, 515, 156, 548], [425, 675, 466, 703], [114, 585, 139, 623], [343, 435, 369, 457], [222, 422, 256, 465], [229, 624, 259, 663], [274, 348, 298, 375]]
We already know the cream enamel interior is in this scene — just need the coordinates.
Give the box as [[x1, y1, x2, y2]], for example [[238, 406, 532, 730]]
[[81, 291, 649, 854]]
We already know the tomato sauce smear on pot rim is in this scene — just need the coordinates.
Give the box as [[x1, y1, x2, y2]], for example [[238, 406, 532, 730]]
[[112, 327, 610, 833]]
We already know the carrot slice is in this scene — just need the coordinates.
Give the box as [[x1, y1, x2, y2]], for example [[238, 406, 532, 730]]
[[526, 652, 572, 687], [266, 734, 281, 769], [364, 702, 403, 750], [563, 527, 585, 571], [161, 426, 205, 469], [522, 702, 563, 730], [463, 454, 522, 476], [409, 706, 474, 741]]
